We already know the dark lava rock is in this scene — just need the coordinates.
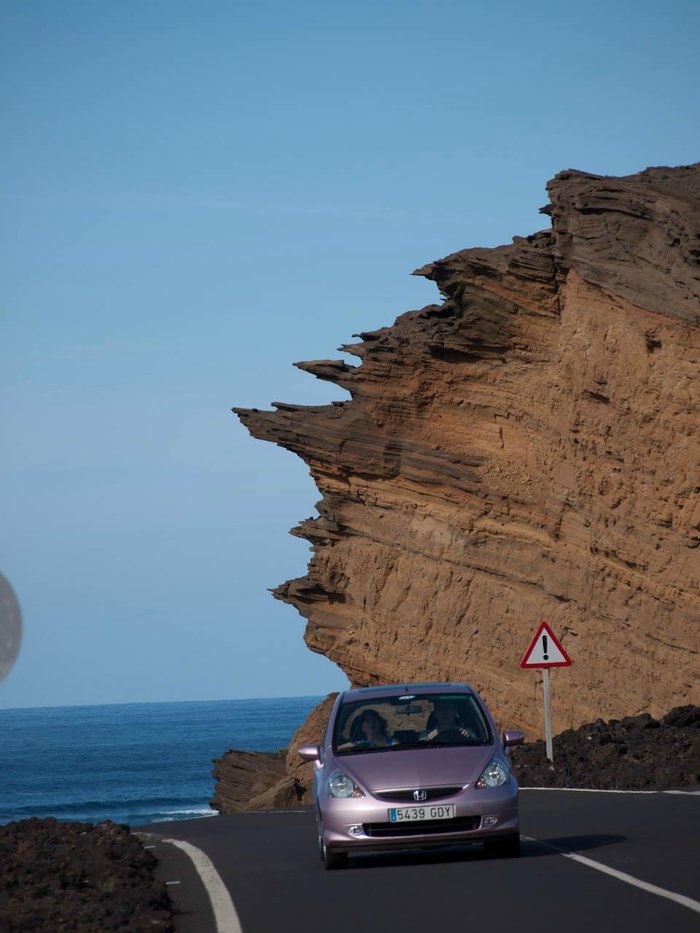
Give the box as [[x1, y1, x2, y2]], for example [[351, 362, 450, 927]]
[[511, 705, 700, 790], [0, 818, 173, 933]]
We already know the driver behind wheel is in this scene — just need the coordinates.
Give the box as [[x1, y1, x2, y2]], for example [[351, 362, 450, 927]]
[[423, 699, 477, 741]]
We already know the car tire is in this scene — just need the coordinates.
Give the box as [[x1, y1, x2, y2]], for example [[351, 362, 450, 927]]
[[320, 834, 348, 870], [484, 833, 521, 858], [324, 848, 348, 870]]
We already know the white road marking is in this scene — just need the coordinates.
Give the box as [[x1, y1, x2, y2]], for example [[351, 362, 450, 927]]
[[524, 836, 700, 914], [162, 838, 243, 933]]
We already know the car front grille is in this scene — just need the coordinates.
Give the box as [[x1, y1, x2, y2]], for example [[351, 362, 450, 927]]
[[373, 786, 464, 803], [363, 816, 480, 838]]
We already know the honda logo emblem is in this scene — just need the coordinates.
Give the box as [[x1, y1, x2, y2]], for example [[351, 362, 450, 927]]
[[413, 789, 427, 802]]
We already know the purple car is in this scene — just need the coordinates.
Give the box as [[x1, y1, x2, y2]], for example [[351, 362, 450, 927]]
[[299, 682, 524, 869]]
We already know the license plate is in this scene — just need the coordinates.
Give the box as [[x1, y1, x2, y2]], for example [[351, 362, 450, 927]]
[[388, 804, 456, 823]]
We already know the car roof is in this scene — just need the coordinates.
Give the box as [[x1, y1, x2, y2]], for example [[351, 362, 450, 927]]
[[339, 682, 475, 702]]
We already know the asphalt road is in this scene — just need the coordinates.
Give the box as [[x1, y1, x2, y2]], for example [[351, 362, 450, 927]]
[[141, 790, 700, 933]]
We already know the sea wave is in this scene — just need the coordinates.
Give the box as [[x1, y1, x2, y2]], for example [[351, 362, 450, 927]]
[[5, 796, 198, 815], [155, 807, 218, 821], [0, 799, 219, 826], [160, 807, 217, 816], [166, 807, 217, 814]]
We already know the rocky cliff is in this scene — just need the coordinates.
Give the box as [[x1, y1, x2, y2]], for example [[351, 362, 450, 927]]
[[235, 164, 700, 743]]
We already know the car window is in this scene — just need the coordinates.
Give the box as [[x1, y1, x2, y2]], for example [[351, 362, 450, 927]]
[[332, 693, 491, 753]]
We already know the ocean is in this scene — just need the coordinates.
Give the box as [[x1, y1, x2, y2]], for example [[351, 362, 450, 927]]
[[0, 696, 322, 827]]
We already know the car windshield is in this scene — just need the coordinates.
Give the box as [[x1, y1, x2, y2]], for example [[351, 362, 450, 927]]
[[332, 692, 492, 754]]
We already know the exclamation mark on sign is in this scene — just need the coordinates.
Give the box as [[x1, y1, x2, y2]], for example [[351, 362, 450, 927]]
[[542, 634, 549, 661]]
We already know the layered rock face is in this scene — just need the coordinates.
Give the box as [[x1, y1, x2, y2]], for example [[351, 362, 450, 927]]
[[210, 748, 304, 811], [235, 165, 700, 739]]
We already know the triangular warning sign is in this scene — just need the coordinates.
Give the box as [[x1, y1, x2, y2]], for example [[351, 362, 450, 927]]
[[520, 622, 572, 668]]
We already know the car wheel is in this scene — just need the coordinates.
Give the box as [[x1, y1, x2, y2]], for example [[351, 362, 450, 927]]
[[319, 833, 348, 870], [484, 833, 521, 858], [324, 847, 348, 870]]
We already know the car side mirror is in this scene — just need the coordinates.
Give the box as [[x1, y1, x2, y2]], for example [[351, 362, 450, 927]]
[[503, 730, 525, 748], [298, 743, 321, 762]]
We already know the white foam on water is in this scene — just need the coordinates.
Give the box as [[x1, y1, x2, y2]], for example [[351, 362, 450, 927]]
[[162, 807, 218, 817]]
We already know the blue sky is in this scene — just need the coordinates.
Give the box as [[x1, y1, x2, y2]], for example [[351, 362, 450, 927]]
[[2, 0, 698, 708]]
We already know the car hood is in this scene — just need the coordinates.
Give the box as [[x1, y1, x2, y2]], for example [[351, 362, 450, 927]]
[[331, 745, 498, 792]]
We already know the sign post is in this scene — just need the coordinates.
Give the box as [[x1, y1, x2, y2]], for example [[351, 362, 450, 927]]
[[542, 668, 553, 761], [520, 622, 572, 761]]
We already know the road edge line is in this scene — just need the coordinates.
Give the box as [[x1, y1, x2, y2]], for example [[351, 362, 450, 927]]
[[162, 837, 243, 933], [523, 836, 700, 915]]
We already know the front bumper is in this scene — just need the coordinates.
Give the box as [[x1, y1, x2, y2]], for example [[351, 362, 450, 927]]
[[319, 780, 519, 853]]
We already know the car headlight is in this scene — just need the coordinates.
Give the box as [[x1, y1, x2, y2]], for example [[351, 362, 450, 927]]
[[327, 771, 364, 798], [475, 759, 509, 789]]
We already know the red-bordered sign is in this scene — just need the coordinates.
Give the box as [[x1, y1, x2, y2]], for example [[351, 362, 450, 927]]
[[520, 622, 572, 668]]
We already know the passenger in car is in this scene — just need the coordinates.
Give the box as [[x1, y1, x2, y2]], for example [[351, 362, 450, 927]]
[[349, 709, 395, 747], [423, 699, 478, 741]]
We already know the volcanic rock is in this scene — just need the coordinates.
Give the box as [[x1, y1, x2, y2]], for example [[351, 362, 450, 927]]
[[511, 705, 700, 789], [235, 164, 700, 740], [0, 818, 173, 933]]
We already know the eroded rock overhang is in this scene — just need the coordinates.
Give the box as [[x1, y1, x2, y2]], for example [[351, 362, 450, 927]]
[[234, 164, 700, 736]]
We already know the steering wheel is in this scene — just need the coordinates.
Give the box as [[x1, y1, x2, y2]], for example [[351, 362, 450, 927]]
[[433, 727, 465, 742]]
